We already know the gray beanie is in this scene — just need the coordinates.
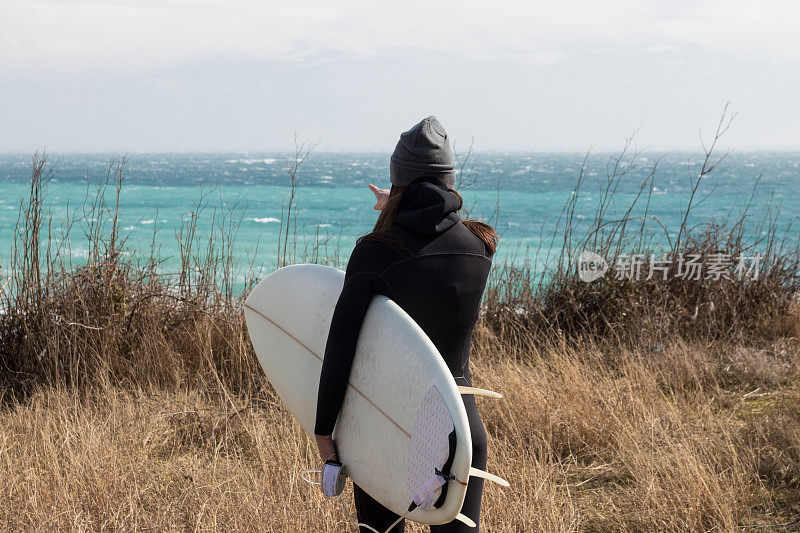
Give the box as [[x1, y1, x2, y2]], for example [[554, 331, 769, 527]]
[[390, 115, 456, 188]]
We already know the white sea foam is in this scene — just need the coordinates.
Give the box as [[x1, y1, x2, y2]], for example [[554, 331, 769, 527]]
[[240, 158, 277, 164], [246, 217, 280, 224]]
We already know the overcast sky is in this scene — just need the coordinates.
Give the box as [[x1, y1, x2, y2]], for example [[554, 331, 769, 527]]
[[2, 0, 799, 152]]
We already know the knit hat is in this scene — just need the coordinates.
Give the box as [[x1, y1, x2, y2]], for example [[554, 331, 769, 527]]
[[390, 116, 456, 188]]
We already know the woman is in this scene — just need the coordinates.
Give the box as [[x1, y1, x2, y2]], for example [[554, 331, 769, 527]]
[[314, 116, 497, 532]]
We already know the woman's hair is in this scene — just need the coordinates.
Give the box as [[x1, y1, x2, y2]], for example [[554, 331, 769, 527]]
[[450, 188, 499, 255], [358, 183, 498, 255]]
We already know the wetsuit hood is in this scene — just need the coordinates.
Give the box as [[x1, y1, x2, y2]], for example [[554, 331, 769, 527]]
[[395, 180, 461, 236]]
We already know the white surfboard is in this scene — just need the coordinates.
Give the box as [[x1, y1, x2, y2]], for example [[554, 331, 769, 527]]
[[244, 264, 478, 526]]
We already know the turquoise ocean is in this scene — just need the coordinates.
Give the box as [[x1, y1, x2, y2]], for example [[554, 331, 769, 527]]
[[1, 152, 798, 283]]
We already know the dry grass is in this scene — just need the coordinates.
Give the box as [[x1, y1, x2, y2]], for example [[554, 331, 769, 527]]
[[483, 112, 800, 346], [1, 335, 799, 531]]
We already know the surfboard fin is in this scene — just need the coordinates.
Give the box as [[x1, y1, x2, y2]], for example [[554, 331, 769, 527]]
[[457, 386, 503, 399], [456, 514, 477, 528], [469, 467, 510, 487]]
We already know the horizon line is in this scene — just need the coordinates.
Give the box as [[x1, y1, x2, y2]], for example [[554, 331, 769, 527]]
[[2, 146, 800, 156]]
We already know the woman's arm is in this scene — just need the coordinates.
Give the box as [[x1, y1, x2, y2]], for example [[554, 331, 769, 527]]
[[314, 240, 397, 444], [314, 269, 377, 436]]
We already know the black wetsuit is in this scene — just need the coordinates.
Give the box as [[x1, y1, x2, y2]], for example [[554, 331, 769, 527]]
[[314, 180, 493, 532]]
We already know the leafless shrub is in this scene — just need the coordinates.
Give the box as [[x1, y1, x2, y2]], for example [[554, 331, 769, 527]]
[[482, 105, 800, 346]]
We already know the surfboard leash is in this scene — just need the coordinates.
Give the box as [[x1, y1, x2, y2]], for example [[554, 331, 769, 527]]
[[301, 466, 411, 533]]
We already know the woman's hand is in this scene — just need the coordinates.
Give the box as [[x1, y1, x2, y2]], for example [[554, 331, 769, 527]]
[[315, 434, 338, 462], [369, 183, 390, 210]]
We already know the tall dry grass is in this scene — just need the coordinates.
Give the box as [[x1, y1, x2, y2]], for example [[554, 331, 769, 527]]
[[0, 153, 262, 398], [1, 337, 798, 531], [1, 126, 799, 531], [483, 107, 800, 346]]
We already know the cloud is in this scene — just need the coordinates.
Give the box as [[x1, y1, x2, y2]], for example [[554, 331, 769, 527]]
[[2, 0, 799, 78], [643, 43, 680, 54]]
